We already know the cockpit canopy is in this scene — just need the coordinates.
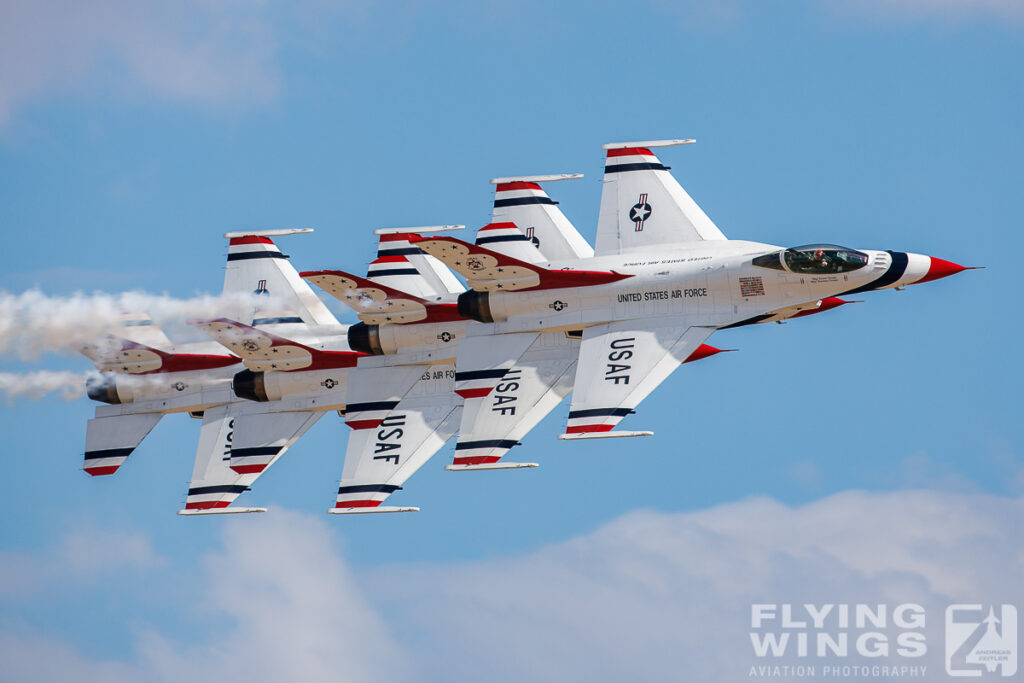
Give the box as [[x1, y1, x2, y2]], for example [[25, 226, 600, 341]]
[[753, 244, 869, 274]]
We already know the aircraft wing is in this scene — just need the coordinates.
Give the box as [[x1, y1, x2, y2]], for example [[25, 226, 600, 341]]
[[300, 270, 462, 325], [594, 140, 726, 256], [83, 412, 164, 476], [449, 331, 578, 470], [331, 364, 461, 512], [191, 318, 361, 371], [410, 234, 631, 292], [562, 319, 715, 437], [181, 404, 322, 513]]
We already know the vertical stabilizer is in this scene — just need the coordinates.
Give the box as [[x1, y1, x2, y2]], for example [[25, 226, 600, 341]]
[[594, 140, 725, 256], [490, 174, 593, 261], [373, 227, 466, 297], [222, 229, 340, 329]]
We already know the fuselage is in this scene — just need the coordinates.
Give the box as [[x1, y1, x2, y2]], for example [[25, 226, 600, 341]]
[[458, 240, 936, 334]]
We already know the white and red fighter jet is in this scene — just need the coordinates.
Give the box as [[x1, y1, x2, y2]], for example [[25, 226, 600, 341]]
[[411, 140, 971, 441]]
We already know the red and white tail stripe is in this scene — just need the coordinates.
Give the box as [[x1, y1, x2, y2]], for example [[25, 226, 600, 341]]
[[604, 146, 670, 173], [83, 450, 132, 476], [334, 484, 401, 509], [451, 440, 518, 466], [564, 410, 630, 435], [344, 401, 400, 430], [229, 449, 280, 475], [184, 484, 247, 510], [453, 368, 508, 400], [227, 235, 285, 261], [376, 233, 421, 258], [493, 181, 551, 205]]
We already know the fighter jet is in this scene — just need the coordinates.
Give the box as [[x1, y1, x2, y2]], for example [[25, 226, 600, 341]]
[[411, 140, 971, 441], [200, 227, 472, 513], [302, 177, 734, 486], [82, 229, 345, 513]]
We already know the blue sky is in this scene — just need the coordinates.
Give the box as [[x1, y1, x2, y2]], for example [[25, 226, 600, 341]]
[[1, 2, 1021, 681]]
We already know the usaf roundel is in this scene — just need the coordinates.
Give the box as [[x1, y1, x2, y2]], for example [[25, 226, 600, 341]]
[[629, 193, 652, 232]]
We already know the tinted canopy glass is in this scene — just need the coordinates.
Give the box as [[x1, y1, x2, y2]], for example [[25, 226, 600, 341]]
[[783, 244, 869, 274]]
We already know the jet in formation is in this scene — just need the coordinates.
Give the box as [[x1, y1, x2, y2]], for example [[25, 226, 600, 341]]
[[79, 140, 972, 515]]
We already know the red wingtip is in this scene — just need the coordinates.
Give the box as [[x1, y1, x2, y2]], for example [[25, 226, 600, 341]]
[[683, 344, 729, 363], [915, 257, 969, 284]]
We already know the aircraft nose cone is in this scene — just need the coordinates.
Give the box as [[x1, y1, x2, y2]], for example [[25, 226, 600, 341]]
[[915, 257, 969, 284]]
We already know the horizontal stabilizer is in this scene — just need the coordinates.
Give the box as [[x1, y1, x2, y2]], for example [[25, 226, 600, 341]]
[[410, 233, 631, 292], [558, 430, 654, 440], [112, 312, 174, 350], [82, 336, 237, 375], [177, 507, 267, 516], [191, 318, 362, 371], [327, 506, 419, 515], [300, 270, 462, 325], [445, 462, 538, 471]]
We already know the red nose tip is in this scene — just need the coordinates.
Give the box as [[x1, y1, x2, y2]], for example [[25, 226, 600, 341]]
[[916, 257, 969, 284]]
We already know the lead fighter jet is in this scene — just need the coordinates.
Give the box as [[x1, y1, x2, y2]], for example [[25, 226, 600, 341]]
[[413, 139, 971, 440]]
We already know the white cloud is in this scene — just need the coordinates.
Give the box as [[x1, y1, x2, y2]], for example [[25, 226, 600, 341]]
[[373, 490, 1024, 682], [0, 0, 281, 126], [0, 524, 161, 599], [135, 510, 410, 683], [1, 491, 1020, 682]]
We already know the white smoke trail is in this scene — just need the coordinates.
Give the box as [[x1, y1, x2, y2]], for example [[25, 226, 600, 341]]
[[0, 371, 93, 401], [0, 289, 278, 359]]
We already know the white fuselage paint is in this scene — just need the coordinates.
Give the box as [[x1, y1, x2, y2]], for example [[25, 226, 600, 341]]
[[480, 241, 927, 334]]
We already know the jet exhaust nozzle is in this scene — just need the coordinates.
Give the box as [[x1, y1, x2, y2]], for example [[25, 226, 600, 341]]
[[348, 322, 384, 356], [86, 374, 121, 404], [457, 290, 494, 323], [233, 369, 269, 402]]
